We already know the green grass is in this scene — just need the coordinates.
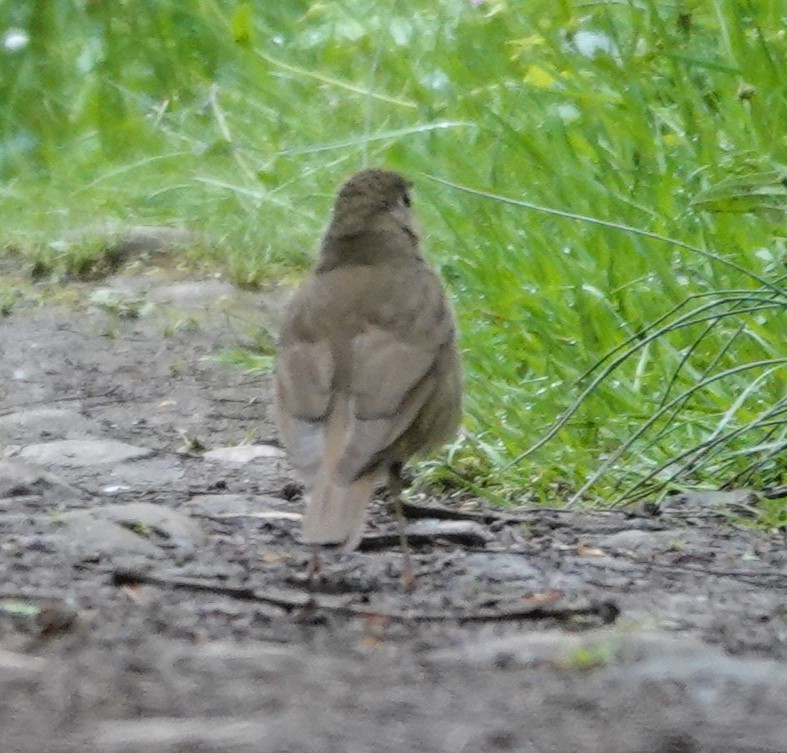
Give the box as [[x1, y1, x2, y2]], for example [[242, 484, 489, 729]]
[[1, 1, 785, 520]]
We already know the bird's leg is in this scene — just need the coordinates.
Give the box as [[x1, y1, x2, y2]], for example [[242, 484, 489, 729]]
[[306, 546, 322, 583], [389, 462, 415, 591]]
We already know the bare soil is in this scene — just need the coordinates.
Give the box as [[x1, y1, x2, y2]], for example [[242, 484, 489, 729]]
[[0, 270, 784, 753]]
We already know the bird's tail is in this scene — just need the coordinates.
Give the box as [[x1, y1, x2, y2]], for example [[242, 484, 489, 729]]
[[302, 473, 375, 551], [301, 394, 375, 551]]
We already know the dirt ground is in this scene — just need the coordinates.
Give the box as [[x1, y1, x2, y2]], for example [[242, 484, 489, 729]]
[[0, 267, 785, 753]]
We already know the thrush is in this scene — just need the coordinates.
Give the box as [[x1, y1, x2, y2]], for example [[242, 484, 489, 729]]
[[275, 168, 462, 580]]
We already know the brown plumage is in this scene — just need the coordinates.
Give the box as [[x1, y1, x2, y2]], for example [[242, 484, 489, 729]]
[[275, 168, 462, 553]]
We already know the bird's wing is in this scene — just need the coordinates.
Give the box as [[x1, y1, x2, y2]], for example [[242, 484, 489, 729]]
[[334, 325, 445, 481], [275, 339, 334, 481]]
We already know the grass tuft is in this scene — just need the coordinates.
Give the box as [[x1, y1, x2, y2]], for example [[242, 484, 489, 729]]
[[1, 1, 785, 521]]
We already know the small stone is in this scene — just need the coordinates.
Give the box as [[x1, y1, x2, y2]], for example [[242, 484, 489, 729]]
[[360, 520, 490, 551], [0, 459, 78, 497], [599, 529, 688, 554], [185, 494, 286, 516], [615, 630, 711, 662], [18, 439, 154, 467], [96, 502, 205, 547], [0, 649, 47, 678], [56, 513, 158, 558], [0, 408, 101, 442], [109, 458, 185, 486], [92, 718, 276, 753], [424, 628, 719, 674], [174, 641, 305, 679], [101, 485, 133, 496], [150, 280, 236, 307], [57, 502, 205, 559], [614, 649, 785, 687], [459, 552, 541, 583], [663, 489, 759, 516], [407, 519, 490, 541], [424, 629, 587, 669], [203, 445, 284, 464]]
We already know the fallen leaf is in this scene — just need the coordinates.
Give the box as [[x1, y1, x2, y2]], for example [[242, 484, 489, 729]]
[[522, 591, 562, 606], [576, 543, 606, 557]]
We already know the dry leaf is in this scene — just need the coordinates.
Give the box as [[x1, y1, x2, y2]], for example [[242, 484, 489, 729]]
[[576, 543, 606, 557], [522, 591, 562, 605]]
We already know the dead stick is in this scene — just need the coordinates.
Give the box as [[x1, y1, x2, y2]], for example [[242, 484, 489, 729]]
[[111, 568, 618, 624], [348, 600, 619, 624], [112, 568, 311, 611], [398, 499, 641, 525]]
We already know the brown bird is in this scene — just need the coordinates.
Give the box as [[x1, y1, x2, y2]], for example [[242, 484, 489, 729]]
[[275, 168, 462, 572]]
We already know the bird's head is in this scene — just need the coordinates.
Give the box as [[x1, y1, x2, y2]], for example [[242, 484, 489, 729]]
[[323, 168, 420, 254]]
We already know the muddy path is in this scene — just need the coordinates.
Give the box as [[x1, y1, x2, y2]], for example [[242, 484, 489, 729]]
[[1, 269, 785, 753]]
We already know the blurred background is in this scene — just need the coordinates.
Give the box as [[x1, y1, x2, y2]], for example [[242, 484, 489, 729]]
[[1, 1, 785, 520]]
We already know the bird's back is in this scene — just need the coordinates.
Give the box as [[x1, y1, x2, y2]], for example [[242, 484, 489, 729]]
[[274, 167, 462, 550]]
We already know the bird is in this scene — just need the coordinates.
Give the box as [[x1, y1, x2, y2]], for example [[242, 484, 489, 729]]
[[274, 168, 462, 582]]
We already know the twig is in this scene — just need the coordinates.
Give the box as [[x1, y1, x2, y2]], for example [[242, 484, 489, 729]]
[[399, 499, 593, 524], [398, 500, 665, 534], [399, 499, 517, 523], [110, 568, 619, 624], [196, 511, 302, 523], [112, 569, 312, 610], [381, 600, 619, 625], [360, 521, 490, 551]]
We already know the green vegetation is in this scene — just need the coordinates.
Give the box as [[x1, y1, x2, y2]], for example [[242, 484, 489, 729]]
[[1, 1, 785, 519]]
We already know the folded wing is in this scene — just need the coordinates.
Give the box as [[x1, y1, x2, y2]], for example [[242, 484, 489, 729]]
[[335, 327, 442, 481], [275, 340, 334, 483]]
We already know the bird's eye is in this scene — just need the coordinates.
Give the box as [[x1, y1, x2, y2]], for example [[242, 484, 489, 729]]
[[402, 192, 411, 207]]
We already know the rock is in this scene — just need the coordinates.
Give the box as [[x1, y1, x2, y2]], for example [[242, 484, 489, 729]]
[[172, 641, 306, 679], [109, 458, 185, 486], [150, 280, 236, 308], [203, 445, 284, 464], [91, 718, 279, 753], [359, 520, 490, 551], [18, 439, 154, 467], [613, 649, 786, 687], [423, 629, 587, 669], [425, 628, 719, 672], [614, 630, 708, 661], [0, 408, 101, 442], [407, 519, 490, 542], [184, 494, 290, 517], [663, 489, 759, 516], [0, 649, 60, 753], [458, 551, 541, 582], [56, 513, 159, 558], [209, 511, 302, 522], [0, 459, 78, 498], [599, 528, 689, 554], [101, 485, 132, 497], [57, 502, 205, 559], [0, 649, 47, 677], [94, 502, 205, 547]]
